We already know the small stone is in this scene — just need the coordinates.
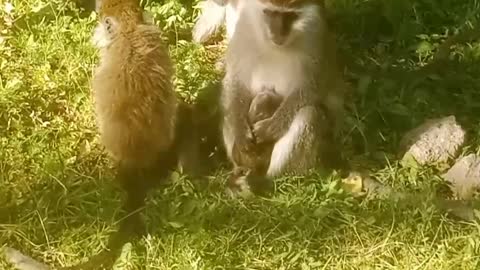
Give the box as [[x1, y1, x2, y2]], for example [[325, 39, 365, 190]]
[[443, 154, 480, 200], [341, 171, 399, 199], [3, 247, 49, 270], [399, 116, 465, 165]]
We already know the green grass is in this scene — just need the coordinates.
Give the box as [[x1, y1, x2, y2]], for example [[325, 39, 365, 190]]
[[1, 0, 480, 269]]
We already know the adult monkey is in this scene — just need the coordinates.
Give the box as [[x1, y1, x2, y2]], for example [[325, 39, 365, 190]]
[[221, 0, 347, 192]]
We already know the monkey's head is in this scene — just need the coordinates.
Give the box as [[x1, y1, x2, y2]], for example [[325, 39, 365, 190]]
[[98, 0, 143, 29], [248, 87, 283, 123], [249, 0, 323, 48], [93, 0, 147, 48]]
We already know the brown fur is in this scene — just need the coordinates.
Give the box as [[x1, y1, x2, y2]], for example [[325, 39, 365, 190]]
[[93, 0, 177, 168], [98, 0, 143, 24], [2, 2, 205, 270], [68, 0, 178, 268]]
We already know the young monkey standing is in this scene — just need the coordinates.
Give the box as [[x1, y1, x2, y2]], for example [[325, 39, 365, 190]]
[[3, 2, 182, 269], [92, 0, 178, 235]]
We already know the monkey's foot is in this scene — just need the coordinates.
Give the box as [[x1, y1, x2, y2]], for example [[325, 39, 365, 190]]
[[248, 176, 274, 196], [226, 170, 273, 198], [225, 174, 254, 199]]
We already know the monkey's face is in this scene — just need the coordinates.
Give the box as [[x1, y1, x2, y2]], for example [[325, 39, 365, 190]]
[[262, 8, 298, 46], [256, 1, 321, 48], [248, 88, 282, 123], [92, 16, 115, 48], [92, 1, 144, 48]]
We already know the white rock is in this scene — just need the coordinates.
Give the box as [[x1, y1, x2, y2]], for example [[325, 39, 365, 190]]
[[3, 247, 49, 270], [400, 116, 465, 165], [443, 154, 480, 200]]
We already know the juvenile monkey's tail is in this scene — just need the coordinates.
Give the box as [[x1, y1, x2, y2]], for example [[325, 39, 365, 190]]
[[3, 103, 194, 270], [192, 0, 226, 44]]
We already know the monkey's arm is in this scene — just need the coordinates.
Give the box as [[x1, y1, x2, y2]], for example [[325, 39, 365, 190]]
[[252, 86, 314, 143], [223, 79, 255, 148]]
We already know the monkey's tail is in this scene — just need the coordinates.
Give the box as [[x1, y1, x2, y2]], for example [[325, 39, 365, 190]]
[[3, 109, 186, 270], [55, 153, 179, 270], [2, 149, 180, 270], [192, 0, 226, 44]]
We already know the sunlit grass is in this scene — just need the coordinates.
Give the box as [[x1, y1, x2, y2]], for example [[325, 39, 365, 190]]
[[1, 0, 480, 269]]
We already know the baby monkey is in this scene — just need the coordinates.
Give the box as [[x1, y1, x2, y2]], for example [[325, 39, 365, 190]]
[[229, 87, 283, 194]]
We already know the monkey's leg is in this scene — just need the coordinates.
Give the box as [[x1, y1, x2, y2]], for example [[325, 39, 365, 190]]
[[221, 79, 253, 162], [245, 171, 274, 196], [115, 151, 177, 238], [176, 103, 203, 177], [116, 168, 153, 238], [266, 106, 322, 177]]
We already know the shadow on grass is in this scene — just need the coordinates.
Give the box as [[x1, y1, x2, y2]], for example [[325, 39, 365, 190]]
[[327, 0, 480, 161]]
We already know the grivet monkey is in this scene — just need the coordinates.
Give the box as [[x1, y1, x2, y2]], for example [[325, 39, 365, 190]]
[[228, 87, 282, 193], [92, 0, 178, 244], [221, 0, 347, 193], [192, 0, 243, 44], [3, 0, 197, 269]]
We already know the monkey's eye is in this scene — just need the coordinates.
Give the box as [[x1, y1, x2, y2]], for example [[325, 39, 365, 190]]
[[104, 17, 112, 25]]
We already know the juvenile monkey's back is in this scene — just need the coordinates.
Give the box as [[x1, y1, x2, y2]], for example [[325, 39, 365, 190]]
[[93, 24, 177, 168]]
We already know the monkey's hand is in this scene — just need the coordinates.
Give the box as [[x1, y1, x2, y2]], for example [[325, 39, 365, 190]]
[[251, 117, 279, 144], [236, 133, 256, 153]]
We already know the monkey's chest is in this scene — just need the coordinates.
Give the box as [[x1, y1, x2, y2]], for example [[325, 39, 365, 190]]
[[249, 59, 302, 97]]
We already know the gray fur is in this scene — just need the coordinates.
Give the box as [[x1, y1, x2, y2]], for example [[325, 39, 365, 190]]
[[221, 0, 346, 183], [192, 0, 242, 44]]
